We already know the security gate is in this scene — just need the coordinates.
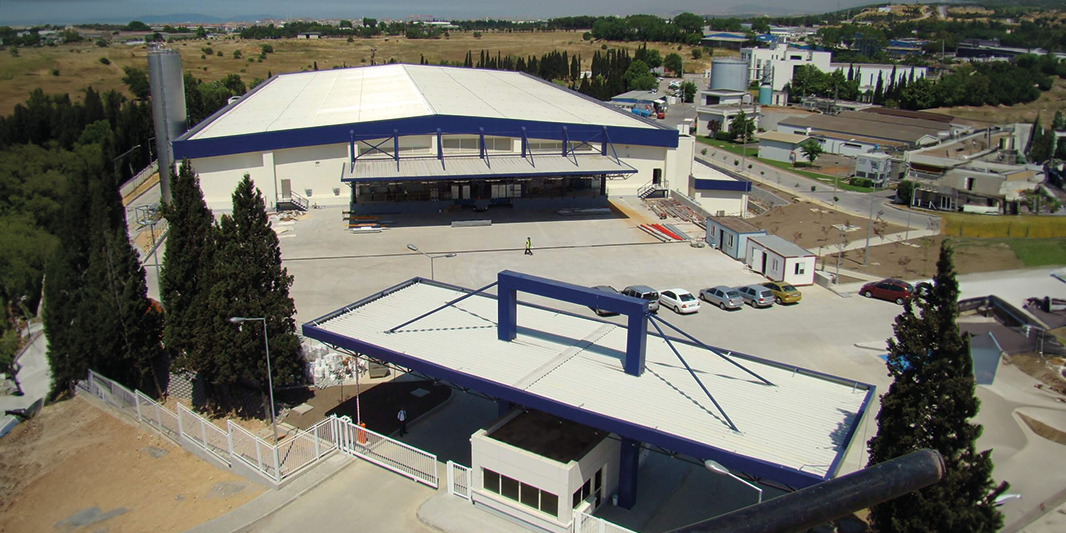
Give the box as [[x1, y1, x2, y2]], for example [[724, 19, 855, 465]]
[[333, 416, 438, 488]]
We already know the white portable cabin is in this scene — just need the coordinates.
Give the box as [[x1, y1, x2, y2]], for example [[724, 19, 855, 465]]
[[705, 216, 766, 260], [746, 234, 816, 286]]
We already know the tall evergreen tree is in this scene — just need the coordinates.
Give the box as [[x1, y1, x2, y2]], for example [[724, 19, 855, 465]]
[[161, 160, 216, 373], [874, 72, 885, 105], [202, 175, 302, 407], [867, 243, 1008, 533]]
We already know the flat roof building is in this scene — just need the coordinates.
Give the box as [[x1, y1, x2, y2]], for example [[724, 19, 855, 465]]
[[173, 64, 695, 214]]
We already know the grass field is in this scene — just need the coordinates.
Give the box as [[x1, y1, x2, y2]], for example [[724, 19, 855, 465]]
[[0, 32, 721, 115], [940, 212, 1066, 238], [1007, 238, 1066, 266]]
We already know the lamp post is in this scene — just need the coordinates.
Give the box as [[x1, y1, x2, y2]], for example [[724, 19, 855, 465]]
[[407, 244, 456, 281], [705, 459, 763, 506], [229, 316, 278, 444]]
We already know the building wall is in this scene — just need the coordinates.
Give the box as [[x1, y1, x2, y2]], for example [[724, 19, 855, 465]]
[[843, 65, 928, 90], [746, 242, 816, 285], [775, 129, 878, 156], [696, 107, 759, 137], [692, 189, 748, 217], [469, 424, 620, 532], [759, 139, 800, 163], [705, 222, 765, 259], [273, 142, 350, 206], [191, 151, 270, 211], [784, 256, 816, 285], [606, 144, 669, 195]]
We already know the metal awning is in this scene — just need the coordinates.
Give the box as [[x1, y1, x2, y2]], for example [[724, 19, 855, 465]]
[[341, 154, 637, 182]]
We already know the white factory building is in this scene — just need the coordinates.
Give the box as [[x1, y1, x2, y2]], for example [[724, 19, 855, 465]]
[[172, 64, 697, 215], [740, 44, 832, 106], [829, 63, 928, 93]]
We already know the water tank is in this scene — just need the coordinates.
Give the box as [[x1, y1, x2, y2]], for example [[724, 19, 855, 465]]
[[148, 47, 188, 204], [759, 83, 773, 105], [709, 58, 749, 93]]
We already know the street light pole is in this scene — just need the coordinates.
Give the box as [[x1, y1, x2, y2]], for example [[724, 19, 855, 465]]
[[706, 460, 763, 506], [407, 244, 457, 281], [229, 317, 278, 444]]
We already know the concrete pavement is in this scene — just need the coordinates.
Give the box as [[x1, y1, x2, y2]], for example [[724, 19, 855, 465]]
[[0, 321, 50, 414]]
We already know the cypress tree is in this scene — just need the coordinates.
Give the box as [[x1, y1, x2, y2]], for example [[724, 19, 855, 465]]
[[874, 72, 885, 105], [202, 175, 302, 407], [867, 243, 1008, 533], [161, 160, 216, 373]]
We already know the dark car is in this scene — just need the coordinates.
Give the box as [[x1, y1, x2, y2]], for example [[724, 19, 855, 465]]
[[589, 285, 621, 316], [860, 279, 914, 305]]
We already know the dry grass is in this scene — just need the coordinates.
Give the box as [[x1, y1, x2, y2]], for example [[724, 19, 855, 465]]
[[0, 33, 720, 115], [925, 77, 1066, 126]]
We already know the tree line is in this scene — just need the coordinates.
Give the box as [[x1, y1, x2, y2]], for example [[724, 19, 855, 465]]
[[783, 54, 1057, 111]]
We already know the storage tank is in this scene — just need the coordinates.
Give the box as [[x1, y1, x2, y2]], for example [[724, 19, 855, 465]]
[[709, 58, 749, 92], [758, 83, 773, 105], [148, 47, 188, 204]]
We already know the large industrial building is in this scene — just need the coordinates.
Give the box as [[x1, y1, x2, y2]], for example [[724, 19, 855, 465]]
[[171, 64, 697, 214]]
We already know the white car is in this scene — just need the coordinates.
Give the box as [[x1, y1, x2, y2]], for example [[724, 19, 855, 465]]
[[659, 289, 700, 314]]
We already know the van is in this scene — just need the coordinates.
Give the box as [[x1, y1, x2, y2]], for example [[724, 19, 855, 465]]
[[622, 285, 660, 313]]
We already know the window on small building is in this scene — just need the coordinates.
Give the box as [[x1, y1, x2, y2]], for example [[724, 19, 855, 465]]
[[772, 258, 779, 270], [795, 263, 805, 275], [520, 482, 540, 509], [484, 469, 500, 493], [728, 234, 734, 247], [501, 474, 520, 500], [966, 177, 975, 191], [540, 491, 559, 517]]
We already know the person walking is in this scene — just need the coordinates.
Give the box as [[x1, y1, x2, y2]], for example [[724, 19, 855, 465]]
[[525, 236, 533, 256], [397, 408, 407, 436]]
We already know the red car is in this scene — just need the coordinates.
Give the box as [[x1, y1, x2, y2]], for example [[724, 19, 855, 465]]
[[860, 279, 914, 305]]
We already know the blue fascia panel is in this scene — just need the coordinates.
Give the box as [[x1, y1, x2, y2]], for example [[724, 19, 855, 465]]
[[301, 277, 873, 489], [694, 179, 752, 192], [301, 320, 825, 488], [172, 115, 679, 161], [342, 166, 635, 183]]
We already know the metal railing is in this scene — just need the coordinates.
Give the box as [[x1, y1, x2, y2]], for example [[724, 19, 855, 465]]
[[447, 461, 472, 500], [279, 190, 310, 211], [76, 369, 338, 486], [334, 415, 439, 488]]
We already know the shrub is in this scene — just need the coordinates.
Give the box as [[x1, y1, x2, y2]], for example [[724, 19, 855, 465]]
[[99, 57, 111, 65], [851, 177, 874, 188], [810, 185, 817, 192], [216, 51, 222, 57], [51, 68, 60, 76], [701, 148, 708, 155], [202, 47, 213, 55], [260, 44, 273, 54], [95, 39, 108, 48], [601, 44, 608, 50], [713, 131, 731, 141], [200, 54, 206, 59], [233, 49, 242, 59]]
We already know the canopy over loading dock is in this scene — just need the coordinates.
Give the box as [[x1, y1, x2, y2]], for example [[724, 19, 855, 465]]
[[302, 273, 873, 510]]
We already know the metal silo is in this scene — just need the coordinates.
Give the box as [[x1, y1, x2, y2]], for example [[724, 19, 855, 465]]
[[148, 47, 187, 204], [709, 58, 749, 93]]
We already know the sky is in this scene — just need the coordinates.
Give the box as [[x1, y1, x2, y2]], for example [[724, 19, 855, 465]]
[[1, 0, 867, 25]]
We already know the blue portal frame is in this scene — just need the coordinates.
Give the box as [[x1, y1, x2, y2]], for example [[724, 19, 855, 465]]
[[497, 271, 647, 376]]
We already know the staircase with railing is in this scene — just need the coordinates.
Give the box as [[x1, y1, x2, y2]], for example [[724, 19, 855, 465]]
[[637, 178, 668, 199], [277, 190, 310, 212]]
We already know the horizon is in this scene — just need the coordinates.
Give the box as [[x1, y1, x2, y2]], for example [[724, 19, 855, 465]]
[[1, 1, 875, 26]]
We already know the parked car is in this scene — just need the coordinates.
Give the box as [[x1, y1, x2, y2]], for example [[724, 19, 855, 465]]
[[762, 281, 802, 305], [860, 279, 914, 305], [736, 285, 774, 308], [622, 285, 660, 313], [660, 289, 700, 314], [588, 285, 620, 317], [699, 286, 744, 310]]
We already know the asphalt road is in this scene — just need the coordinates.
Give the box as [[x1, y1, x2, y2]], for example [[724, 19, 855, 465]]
[[696, 153, 940, 231]]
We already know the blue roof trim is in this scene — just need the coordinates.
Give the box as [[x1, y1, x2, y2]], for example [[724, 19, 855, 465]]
[[173, 114, 678, 161], [694, 178, 752, 192], [302, 277, 874, 489]]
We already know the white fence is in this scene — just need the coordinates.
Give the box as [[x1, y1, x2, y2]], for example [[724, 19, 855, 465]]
[[447, 461, 471, 500], [573, 509, 639, 533], [334, 415, 439, 488], [76, 370, 337, 485]]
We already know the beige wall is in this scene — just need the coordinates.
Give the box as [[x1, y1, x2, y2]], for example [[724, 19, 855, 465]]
[[190, 151, 269, 211], [274, 143, 350, 207]]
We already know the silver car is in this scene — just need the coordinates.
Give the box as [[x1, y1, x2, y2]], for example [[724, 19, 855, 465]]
[[699, 286, 744, 310], [622, 285, 660, 313], [736, 285, 774, 308]]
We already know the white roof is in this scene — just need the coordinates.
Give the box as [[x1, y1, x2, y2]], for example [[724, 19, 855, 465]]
[[310, 281, 869, 478], [190, 64, 660, 140]]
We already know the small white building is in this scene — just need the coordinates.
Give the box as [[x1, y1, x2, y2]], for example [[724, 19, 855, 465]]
[[297, 32, 321, 39], [705, 216, 766, 260], [757, 131, 810, 163], [746, 234, 816, 286], [471, 410, 620, 533], [696, 104, 759, 138], [854, 152, 893, 187], [686, 161, 751, 217]]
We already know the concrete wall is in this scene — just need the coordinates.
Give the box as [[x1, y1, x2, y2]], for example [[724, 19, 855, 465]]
[[606, 144, 669, 195], [693, 189, 747, 217], [274, 143, 350, 207], [191, 151, 270, 211]]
